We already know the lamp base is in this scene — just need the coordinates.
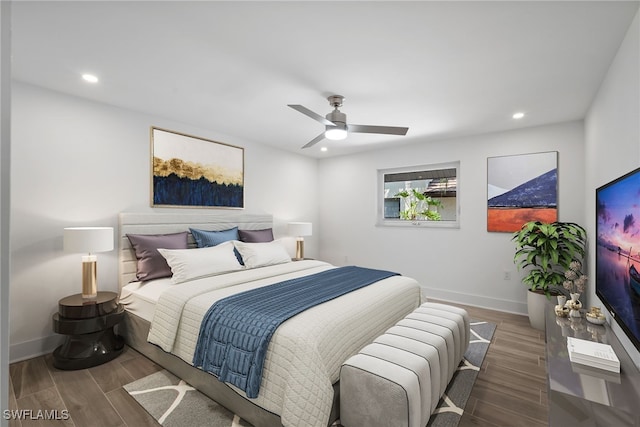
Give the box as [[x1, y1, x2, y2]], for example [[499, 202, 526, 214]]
[[294, 238, 305, 260], [81, 255, 97, 299]]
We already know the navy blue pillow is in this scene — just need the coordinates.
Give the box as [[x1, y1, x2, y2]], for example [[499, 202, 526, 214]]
[[190, 227, 239, 247], [189, 227, 244, 265]]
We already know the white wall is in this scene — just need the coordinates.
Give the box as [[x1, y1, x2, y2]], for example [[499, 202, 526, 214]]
[[585, 10, 640, 368], [1, 2, 11, 425], [318, 121, 585, 314], [9, 82, 319, 362]]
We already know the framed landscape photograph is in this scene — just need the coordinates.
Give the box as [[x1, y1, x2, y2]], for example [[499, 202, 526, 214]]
[[487, 151, 557, 232], [151, 127, 244, 208]]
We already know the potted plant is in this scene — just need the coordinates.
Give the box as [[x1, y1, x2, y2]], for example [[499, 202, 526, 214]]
[[395, 189, 443, 221], [512, 221, 587, 330]]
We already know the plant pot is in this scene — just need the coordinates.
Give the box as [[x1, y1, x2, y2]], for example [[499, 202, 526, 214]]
[[527, 290, 553, 331]]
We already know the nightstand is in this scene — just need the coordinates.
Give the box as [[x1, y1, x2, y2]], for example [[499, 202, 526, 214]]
[[52, 291, 125, 370]]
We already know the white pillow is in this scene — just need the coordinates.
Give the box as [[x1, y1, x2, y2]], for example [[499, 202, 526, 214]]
[[233, 240, 292, 269], [158, 241, 243, 284]]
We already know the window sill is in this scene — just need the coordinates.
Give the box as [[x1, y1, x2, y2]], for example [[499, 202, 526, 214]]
[[376, 219, 460, 229]]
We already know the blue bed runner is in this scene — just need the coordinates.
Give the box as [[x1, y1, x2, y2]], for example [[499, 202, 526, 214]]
[[192, 266, 399, 397]]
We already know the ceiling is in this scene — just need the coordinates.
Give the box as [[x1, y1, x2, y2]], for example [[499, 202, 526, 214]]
[[10, 1, 639, 158]]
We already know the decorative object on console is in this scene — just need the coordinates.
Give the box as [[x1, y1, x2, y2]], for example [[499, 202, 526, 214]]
[[288, 222, 312, 260], [557, 295, 567, 307], [586, 307, 606, 325], [567, 336, 620, 373], [487, 151, 558, 232], [555, 294, 570, 317], [563, 260, 588, 310], [567, 295, 582, 318], [63, 227, 114, 299], [512, 220, 587, 330], [151, 127, 244, 208]]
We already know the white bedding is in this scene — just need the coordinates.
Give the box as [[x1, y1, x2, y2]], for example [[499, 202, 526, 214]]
[[126, 260, 421, 427], [120, 278, 173, 321]]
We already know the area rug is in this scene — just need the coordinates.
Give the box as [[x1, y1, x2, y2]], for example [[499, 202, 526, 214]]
[[124, 320, 495, 427]]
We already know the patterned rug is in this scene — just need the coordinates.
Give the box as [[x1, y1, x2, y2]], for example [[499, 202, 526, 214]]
[[124, 320, 495, 427]]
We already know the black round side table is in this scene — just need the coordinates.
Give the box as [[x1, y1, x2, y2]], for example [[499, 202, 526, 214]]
[[52, 291, 125, 370]]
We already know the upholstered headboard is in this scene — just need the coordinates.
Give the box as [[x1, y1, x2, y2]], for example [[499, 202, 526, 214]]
[[118, 211, 273, 291]]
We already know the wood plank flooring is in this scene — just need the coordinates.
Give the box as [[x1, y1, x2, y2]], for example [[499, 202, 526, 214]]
[[8, 303, 547, 427]]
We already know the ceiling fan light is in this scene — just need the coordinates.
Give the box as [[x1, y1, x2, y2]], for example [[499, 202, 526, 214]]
[[325, 127, 347, 141]]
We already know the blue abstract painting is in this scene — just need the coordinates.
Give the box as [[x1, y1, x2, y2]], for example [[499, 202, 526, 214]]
[[151, 127, 244, 208]]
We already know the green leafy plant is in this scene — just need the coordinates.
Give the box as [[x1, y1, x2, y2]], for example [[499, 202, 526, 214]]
[[395, 189, 443, 221], [512, 221, 587, 298]]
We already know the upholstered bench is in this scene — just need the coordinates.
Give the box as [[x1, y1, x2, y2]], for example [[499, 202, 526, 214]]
[[340, 302, 470, 427]]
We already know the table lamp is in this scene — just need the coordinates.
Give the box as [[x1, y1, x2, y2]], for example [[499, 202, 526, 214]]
[[288, 222, 312, 260], [63, 227, 114, 299]]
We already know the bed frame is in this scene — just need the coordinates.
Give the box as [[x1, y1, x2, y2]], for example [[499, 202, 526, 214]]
[[117, 212, 340, 427]]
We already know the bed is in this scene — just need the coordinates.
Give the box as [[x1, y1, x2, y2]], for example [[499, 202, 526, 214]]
[[117, 212, 422, 427]]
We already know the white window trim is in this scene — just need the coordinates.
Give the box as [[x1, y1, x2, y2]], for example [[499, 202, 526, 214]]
[[376, 161, 460, 229]]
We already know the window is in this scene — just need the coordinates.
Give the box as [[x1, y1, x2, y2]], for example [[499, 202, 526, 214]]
[[377, 162, 459, 228]]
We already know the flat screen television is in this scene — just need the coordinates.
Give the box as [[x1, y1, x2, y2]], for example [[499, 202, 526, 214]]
[[596, 166, 640, 353]]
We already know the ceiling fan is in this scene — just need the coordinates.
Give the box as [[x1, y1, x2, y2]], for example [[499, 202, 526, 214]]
[[288, 95, 409, 149]]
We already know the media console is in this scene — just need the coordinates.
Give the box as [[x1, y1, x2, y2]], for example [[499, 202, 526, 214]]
[[545, 307, 640, 426]]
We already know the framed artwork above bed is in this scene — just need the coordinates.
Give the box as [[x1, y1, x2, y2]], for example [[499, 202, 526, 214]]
[[151, 127, 244, 208]]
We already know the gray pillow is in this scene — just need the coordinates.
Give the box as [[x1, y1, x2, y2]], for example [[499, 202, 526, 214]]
[[126, 232, 188, 281], [238, 228, 274, 243]]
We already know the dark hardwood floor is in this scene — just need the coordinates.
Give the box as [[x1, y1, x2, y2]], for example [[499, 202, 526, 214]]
[[8, 303, 547, 427]]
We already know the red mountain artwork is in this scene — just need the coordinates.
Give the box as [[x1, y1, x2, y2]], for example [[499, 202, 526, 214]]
[[487, 169, 558, 232]]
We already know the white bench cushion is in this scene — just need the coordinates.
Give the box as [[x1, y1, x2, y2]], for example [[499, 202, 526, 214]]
[[385, 324, 448, 396], [419, 302, 471, 355], [373, 333, 441, 412]]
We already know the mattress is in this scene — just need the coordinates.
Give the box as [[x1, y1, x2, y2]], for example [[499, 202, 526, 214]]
[[121, 259, 421, 427], [120, 277, 172, 321]]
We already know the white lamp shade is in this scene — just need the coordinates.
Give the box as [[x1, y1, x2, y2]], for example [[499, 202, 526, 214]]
[[64, 227, 114, 254], [288, 222, 312, 237]]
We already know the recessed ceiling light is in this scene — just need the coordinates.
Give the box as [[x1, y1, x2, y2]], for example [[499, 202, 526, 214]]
[[512, 112, 525, 119], [82, 74, 99, 83], [320, 147, 328, 152]]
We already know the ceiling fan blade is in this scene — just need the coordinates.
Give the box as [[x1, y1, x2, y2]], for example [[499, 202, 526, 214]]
[[348, 124, 409, 136], [301, 133, 326, 149], [288, 104, 335, 126]]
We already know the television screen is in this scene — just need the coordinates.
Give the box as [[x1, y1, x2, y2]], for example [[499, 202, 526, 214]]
[[596, 166, 640, 353]]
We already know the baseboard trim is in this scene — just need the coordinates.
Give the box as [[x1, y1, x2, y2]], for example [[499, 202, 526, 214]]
[[10, 334, 63, 363], [421, 286, 528, 316]]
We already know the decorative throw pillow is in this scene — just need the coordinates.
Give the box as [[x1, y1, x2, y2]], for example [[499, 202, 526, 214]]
[[238, 228, 274, 243], [189, 227, 239, 247], [126, 232, 188, 281], [233, 240, 291, 269], [158, 241, 243, 284]]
